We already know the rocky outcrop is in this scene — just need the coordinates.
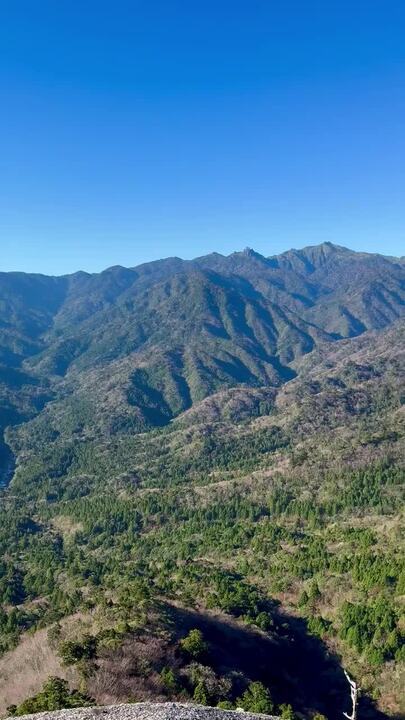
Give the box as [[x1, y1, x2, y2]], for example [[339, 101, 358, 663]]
[[8, 702, 278, 720]]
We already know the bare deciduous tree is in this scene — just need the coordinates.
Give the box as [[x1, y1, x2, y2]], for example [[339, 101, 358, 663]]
[[343, 670, 359, 720]]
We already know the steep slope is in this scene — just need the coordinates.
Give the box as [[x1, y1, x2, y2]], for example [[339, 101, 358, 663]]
[[0, 319, 403, 718], [1, 243, 403, 460], [0, 245, 404, 719]]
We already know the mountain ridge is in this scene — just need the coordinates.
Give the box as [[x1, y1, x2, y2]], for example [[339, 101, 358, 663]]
[[2, 240, 403, 281], [0, 243, 403, 717], [0, 242, 404, 479]]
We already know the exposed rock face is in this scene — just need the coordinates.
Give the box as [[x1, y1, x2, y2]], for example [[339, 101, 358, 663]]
[[8, 702, 278, 720]]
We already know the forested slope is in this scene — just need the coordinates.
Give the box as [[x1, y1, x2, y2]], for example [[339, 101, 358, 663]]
[[0, 244, 404, 719]]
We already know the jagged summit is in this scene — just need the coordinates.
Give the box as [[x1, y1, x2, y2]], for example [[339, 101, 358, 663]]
[[241, 247, 265, 259]]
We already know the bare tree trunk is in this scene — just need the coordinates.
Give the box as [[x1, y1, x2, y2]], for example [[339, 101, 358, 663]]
[[343, 670, 359, 720]]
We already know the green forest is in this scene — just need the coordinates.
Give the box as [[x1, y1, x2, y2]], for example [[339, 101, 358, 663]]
[[0, 248, 404, 719]]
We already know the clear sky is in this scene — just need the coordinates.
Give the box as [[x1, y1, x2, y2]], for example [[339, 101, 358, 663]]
[[1, 1, 404, 274]]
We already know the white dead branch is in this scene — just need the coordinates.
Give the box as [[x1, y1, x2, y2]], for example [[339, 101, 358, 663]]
[[343, 670, 359, 720]]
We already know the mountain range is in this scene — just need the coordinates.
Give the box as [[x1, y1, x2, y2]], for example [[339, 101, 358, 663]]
[[0, 242, 404, 720], [1, 242, 404, 449]]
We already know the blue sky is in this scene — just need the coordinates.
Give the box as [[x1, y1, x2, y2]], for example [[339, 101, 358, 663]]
[[1, 1, 404, 274]]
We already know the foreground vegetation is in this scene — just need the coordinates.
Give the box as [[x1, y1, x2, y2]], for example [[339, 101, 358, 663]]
[[0, 360, 403, 717]]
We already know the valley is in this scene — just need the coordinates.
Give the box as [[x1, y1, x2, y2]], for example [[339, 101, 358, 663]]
[[0, 244, 404, 719]]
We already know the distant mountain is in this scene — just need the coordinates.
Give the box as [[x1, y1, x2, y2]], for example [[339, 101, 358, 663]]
[[0, 243, 404, 448]]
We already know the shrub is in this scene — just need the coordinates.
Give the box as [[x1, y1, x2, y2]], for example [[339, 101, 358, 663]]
[[237, 681, 274, 714], [8, 677, 93, 715], [59, 634, 97, 665], [280, 703, 296, 719], [160, 667, 179, 694], [180, 628, 207, 659], [193, 681, 208, 705]]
